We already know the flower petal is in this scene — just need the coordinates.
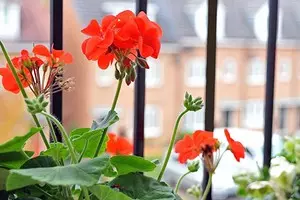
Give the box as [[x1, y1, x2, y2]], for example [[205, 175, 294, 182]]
[[33, 45, 51, 57], [81, 19, 101, 36], [97, 53, 114, 69]]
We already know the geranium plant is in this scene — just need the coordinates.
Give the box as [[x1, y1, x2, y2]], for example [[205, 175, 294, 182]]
[[0, 10, 245, 200]]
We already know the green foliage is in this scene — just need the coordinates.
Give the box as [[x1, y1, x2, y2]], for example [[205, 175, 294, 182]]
[[0, 128, 41, 153], [0, 151, 33, 169], [6, 154, 109, 191], [89, 185, 132, 200], [42, 143, 69, 161], [91, 110, 119, 131], [70, 128, 108, 158], [233, 136, 300, 199], [110, 155, 156, 175], [109, 173, 180, 200]]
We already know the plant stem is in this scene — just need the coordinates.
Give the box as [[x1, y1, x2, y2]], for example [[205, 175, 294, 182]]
[[33, 185, 59, 200], [175, 171, 192, 193], [41, 111, 77, 164], [201, 173, 213, 200], [41, 111, 91, 200], [93, 78, 123, 158], [82, 187, 90, 200], [157, 109, 189, 181], [0, 41, 50, 149]]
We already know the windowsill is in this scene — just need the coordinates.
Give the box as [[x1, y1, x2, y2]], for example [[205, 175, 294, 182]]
[[186, 79, 206, 88], [277, 76, 291, 82], [222, 76, 236, 84], [247, 79, 265, 86]]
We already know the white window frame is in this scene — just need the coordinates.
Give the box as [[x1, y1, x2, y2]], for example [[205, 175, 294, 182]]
[[194, 2, 225, 41], [183, 107, 205, 131], [254, 2, 282, 42], [102, 2, 158, 22], [146, 58, 163, 88], [144, 105, 162, 138], [0, 1, 20, 40], [247, 58, 266, 86], [243, 101, 264, 129], [95, 64, 114, 87], [222, 57, 237, 84], [186, 57, 206, 87], [277, 58, 292, 82]]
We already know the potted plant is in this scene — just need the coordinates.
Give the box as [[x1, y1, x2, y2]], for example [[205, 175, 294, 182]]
[[0, 10, 245, 200]]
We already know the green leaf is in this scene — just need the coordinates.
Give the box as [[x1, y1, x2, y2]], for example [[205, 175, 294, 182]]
[[109, 173, 180, 200], [0, 151, 31, 169], [70, 128, 90, 140], [110, 155, 156, 175], [71, 129, 108, 158], [21, 156, 56, 169], [6, 154, 110, 191], [0, 168, 9, 190], [89, 185, 132, 200], [103, 162, 117, 177], [0, 128, 41, 153], [42, 143, 69, 161], [91, 110, 119, 131]]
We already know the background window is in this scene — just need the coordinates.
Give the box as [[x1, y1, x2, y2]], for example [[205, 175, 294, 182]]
[[0, 1, 20, 40], [222, 58, 237, 83], [146, 58, 162, 88], [244, 101, 264, 129], [186, 57, 206, 87], [279, 107, 287, 131], [95, 65, 114, 87], [183, 108, 205, 131], [247, 58, 265, 85], [278, 58, 292, 82], [145, 105, 161, 138]]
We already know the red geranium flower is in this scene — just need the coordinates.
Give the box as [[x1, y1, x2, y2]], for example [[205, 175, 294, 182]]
[[224, 129, 245, 162], [33, 44, 73, 67], [106, 133, 133, 155], [81, 10, 162, 71], [175, 130, 219, 163], [0, 57, 32, 94]]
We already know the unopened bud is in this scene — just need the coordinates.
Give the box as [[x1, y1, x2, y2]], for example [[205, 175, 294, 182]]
[[187, 160, 200, 172], [125, 75, 131, 86]]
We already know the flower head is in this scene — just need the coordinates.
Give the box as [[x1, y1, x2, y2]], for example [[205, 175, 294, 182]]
[[175, 130, 219, 164], [33, 44, 73, 67], [0, 45, 73, 96], [81, 10, 162, 84], [224, 129, 245, 162], [106, 133, 133, 155]]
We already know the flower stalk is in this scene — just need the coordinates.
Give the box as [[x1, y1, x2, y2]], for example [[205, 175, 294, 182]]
[[201, 173, 213, 200], [157, 109, 188, 181], [0, 41, 50, 149], [175, 171, 192, 193], [93, 77, 123, 158]]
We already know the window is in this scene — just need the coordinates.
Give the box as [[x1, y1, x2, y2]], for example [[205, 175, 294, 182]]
[[254, 2, 282, 42], [297, 107, 300, 131], [186, 57, 206, 87], [222, 110, 233, 127], [145, 105, 161, 138], [278, 58, 292, 82], [102, 2, 158, 22], [194, 2, 225, 41], [0, 1, 20, 40], [247, 58, 265, 85], [146, 58, 162, 88], [244, 101, 264, 129], [222, 58, 237, 83], [279, 107, 287, 131], [183, 108, 205, 131], [95, 64, 114, 87]]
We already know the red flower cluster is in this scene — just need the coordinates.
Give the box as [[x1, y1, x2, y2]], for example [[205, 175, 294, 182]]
[[175, 129, 245, 165], [106, 133, 133, 155], [0, 45, 73, 95], [175, 130, 218, 164], [81, 10, 162, 70]]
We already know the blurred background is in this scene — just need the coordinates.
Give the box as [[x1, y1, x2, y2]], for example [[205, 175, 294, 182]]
[[0, 0, 299, 199]]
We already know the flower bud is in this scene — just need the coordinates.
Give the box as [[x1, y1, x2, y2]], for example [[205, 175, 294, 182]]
[[187, 185, 202, 199], [125, 74, 131, 86], [187, 160, 200, 172]]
